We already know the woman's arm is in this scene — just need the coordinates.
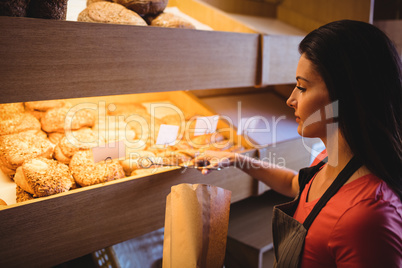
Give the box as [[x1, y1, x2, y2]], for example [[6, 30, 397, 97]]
[[195, 151, 300, 198]]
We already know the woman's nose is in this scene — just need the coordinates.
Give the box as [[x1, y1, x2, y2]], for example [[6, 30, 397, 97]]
[[286, 88, 297, 108]]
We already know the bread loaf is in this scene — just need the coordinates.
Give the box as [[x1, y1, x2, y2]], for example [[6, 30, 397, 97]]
[[69, 150, 125, 187], [150, 12, 195, 29], [0, 113, 41, 136], [14, 157, 73, 197], [41, 106, 95, 133], [0, 103, 25, 120], [54, 127, 102, 164], [16, 186, 34, 203], [0, 131, 54, 176], [78, 1, 147, 26], [112, 0, 168, 16]]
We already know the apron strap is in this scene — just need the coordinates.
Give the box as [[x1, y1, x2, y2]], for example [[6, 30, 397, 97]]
[[303, 156, 362, 230], [298, 157, 328, 194]]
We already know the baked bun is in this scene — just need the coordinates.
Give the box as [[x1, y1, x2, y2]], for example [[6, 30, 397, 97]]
[[107, 102, 148, 117], [0, 113, 41, 136], [25, 99, 67, 120], [41, 106, 95, 133], [119, 150, 156, 176], [87, 0, 112, 6], [69, 150, 125, 187], [27, 0, 68, 20], [24, 100, 66, 112], [0, 198, 7, 206], [14, 158, 73, 197], [0, 0, 30, 17], [48, 132, 65, 144], [78, 1, 147, 26], [150, 12, 195, 29], [94, 116, 136, 143], [112, 0, 168, 16], [0, 131, 54, 177], [54, 128, 102, 164], [0, 103, 25, 120], [16, 186, 34, 203]]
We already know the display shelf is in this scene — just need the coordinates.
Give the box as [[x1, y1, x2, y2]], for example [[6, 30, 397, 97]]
[[0, 2, 317, 265], [0, 16, 260, 104]]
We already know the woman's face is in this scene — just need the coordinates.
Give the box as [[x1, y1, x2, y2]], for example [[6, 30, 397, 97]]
[[286, 54, 333, 139]]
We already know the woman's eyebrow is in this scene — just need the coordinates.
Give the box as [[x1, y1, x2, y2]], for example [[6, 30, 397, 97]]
[[296, 76, 310, 83]]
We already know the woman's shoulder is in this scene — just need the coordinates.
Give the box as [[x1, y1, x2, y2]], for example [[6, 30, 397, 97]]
[[335, 174, 402, 226]]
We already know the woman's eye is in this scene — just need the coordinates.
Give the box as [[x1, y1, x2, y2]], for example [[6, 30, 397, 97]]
[[296, 86, 306, 92]]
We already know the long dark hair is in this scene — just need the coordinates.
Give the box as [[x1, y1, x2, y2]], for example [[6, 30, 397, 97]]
[[299, 20, 402, 199]]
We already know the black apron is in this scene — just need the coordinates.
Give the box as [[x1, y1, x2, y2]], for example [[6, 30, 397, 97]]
[[272, 156, 362, 267]]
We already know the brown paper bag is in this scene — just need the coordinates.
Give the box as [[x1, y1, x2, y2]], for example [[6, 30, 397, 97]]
[[162, 183, 231, 268]]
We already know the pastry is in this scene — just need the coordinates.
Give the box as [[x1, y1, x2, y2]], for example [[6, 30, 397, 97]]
[[0, 198, 7, 206], [54, 128, 102, 164], [16, 186, 34, 203], [119, 149, 156, 176], [0, 113, 41, 136], [107, 102, 148, 117], [112, 0, 168, 16], [48, 132, 65, 144], [188, 132, 225, 149], [78, 1, 147, 26], [150, 12, 195, 29], [41, 106, 95, 133], [14, 157, 73, 197], [24, 100, 66, 112], [0, 131, 54, 177], [69, 150, 125, 187]]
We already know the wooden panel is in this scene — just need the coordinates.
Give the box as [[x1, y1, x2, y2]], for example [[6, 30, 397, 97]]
[[0, 16, 260, 104], [0, 163, 257, 268], [261, 34, 303, 86], [277, 0, 372, 33]]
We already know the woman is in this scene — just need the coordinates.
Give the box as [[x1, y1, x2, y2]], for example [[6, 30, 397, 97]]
[[197, 20, 402, 267]]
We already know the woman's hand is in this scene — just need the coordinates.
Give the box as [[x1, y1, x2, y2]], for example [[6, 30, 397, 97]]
[[192, 150, 237, 175]]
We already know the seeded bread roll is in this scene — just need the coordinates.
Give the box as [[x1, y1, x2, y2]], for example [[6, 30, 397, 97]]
[[0, 131, 54, 177], [41, 106, 95, 133], [78, 1, 147, 26], [54, 128, 102, 165], [16, 186, 34, 203], [0, 113, 41, 136], [150, 12, 195, 29], [112, 0, 168, 16], [70, 150, 125, 187], [0, 103, 25, 120], [14, 158, 73, 197]]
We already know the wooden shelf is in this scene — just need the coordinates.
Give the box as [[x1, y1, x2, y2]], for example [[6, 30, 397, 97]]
[[0, 16, 260, 104]]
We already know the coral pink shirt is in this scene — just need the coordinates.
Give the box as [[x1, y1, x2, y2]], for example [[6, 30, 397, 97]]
[[294, 157, 402, 267]]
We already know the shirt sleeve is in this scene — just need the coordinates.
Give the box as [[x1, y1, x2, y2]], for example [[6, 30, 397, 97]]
[[328, 198, 402, 268]]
